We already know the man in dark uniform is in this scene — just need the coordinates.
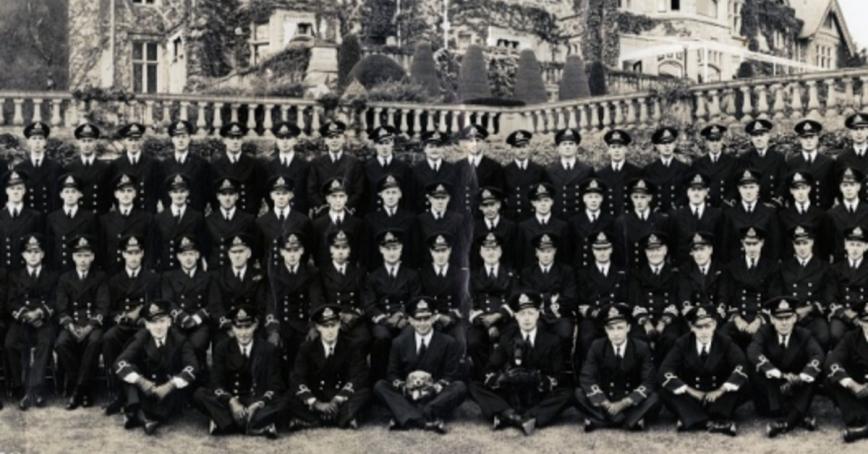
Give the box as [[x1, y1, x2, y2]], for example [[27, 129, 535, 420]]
[[502, 129, 546, 222], [825, 300, 868, 442], [285, 304, 371, 430], [420, 233, 468, 353], [677, 232, 727, 325], [102, 234, 160, 415], [836, 112, 868, 187], [4, 234, 58, 410], [364, 229, 421, 380], [670, 172, 724, 265], [0, 170, 44, 270], [161, 235, 213, 360], [16, 121, 63, 215], [721, 168, 782, 263], [414, 181, 469, 269], [46, 174, 97, 272], [518, 182, 569, 268], [627, 232, 682, 358], [659, 304, 749, 435], [318, 229, 369, 352], [54, 235, 110, 409], [690, 124, 739, 207], [644, 126, 689, 213], [265, 122, 310, 213], [311, 178, 365, 268], [612, 178, 670, 269], [546, 128, 593, 219], [455, 125, 504, 218], [208, 234, 267, 341], [569, 177, 615, 270], [723, 226, 781, 349], [99, 173, 155, 271], [161, 120, 213, 212], [410, 131, 457, 213], [205, 177, 256, 270], [828, 166, 868, 261], [212, 122, 267, 215], [777, 225, 835, 349], [67, 123, 112, 214], [194, 305, 284, 437], [519, 232, 577, 358], [576, 302, 660, 432], [255, 175, 312, 271], [264, 231, 324, 370], [472, 186, 518, 269], [307, 121, 365, 216], [739, 119, 786, 206], [365, 126, 412, 213], [830, 226, 868, 346], [778, 171, 834, 261], [373, 297, 467, 433], [469, 292, 572, 436], [747, 296, 824, 437], [110, 123, 162, 212], [114, 300, 198, 435], [785, 119, 836, 209], [153, 174, 205, 272], [468, 232, 516, 378], [596, 129, 641, 218], [363, 174, 417, 270], [575, 231, 628, 357]]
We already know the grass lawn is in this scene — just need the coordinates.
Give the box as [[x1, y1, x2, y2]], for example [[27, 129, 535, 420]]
[[1, 395, 867, 454]]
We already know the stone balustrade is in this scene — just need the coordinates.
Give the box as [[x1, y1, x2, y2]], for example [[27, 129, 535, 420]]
[[1, 67, 867, 143]]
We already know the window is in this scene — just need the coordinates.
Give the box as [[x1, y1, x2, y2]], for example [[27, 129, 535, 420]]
[[132, 42, 158, 94], [132, 0, 156, 4], [496, 38, 519, 49], [297, 23, 313, 36], [172, 37, 182, 62], [825, 14, 835, 30], [671, 0, 680, 11]]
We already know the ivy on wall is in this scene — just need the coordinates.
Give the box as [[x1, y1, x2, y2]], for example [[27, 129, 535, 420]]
[[740, 0, 802, 57], [448, 0, 567, 46], [582, 0, 619, 66]]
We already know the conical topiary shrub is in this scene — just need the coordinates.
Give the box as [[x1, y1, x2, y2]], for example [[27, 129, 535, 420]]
[[338, 34, 363, 90], [458, 44, 492, 102], [513, 49, 548, 105], [558, 54, 591, 101], [410, 41, 441, 98]]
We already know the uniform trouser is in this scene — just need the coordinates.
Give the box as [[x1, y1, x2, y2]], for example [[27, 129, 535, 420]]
[[373, 379, 467, 427], [828, 382, 868, 428], [193, 387, 287, 432], [4, 322, 55, 395], [55, 326, 104, 395], [660, 387, 747, 429], [283, 389, 372, 428], [576, 318, 604, 366], [102, 324, 140, 395], [370, 323, 405, 381], [469, 381, 572, 427], [435, 320, 467, 356], [799, 315, 830, 350], [178, 324, 210, 359], [750, 372, 816, 424], [124, 382, 190, 422], [723, 318, 762, 351], [467, 319, 517, 380], [830, 317, 855, 347], [574, 387, 661, 429]]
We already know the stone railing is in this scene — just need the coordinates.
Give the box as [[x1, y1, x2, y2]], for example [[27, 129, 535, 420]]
[[1, 67, 867, 143]]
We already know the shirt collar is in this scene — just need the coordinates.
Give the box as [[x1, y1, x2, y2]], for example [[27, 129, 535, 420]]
[[416, 331, 433, 348], [27, 265, 41, 276], [126, 266, 141, 278], [520, 328, 537, 345], [696, 337, 713, 353]]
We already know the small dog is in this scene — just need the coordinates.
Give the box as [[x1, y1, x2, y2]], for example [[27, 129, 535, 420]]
[[405, 370, 436, 402]]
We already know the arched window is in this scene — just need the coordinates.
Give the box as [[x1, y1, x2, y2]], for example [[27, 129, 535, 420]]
[[659, 60, 684, 78]]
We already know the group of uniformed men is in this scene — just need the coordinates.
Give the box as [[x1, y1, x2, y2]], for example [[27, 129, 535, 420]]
[[2, 112, 868, 443]]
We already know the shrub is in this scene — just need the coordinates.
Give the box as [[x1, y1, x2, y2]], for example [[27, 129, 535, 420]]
[[559, 54, 591, 101], [513, 49, 548, 105], [588, 61, 608, 96], [458, 45, 492, 102], [338, 34, 363, 90], [348, 54, 408, 89], [410, 41, 441, 98]]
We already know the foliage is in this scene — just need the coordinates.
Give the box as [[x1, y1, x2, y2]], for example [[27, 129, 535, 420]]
[[588, 61, 608, 96], [488, 52, 518, 99], [410, 41, 441, 98], [365, 80, 442, 103], [559, 54, 591, 101], [449, 0, 566, 45], [0, 0, 68, 89], [458, 45, 492, 102], [583, 0, 620, 66], [616, 11, 659, 35], [513, 49, 548, 105], [189, 0, 244, 78], [71, 86, 138, 135], [434, 48, 461, 103], [360, 0, 397, 44], [338, 34, 363, 90], [740, 0, 802, 57], [348, 54, 408, 89], [254, 47, 311, 75], [463, 98, 525, 107]]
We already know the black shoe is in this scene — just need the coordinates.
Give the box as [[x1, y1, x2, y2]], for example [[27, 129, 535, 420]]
[[844, 425, 868, 443], [492, 415, 506, 431], [104, 397, 124, 416], [767, 421, 789, 438], [66, 394, 81, 410], [143, 418, 159, 436], [123, 412, 141, 429], [425, 419, 447, 435], [347, 419, 359, 430], [81, 394, 92, 408], [521, 417, 536, 436], [34, 394, 45, 408], [801, 416, 817, 432], [709, 420, 737, 437], [630, 418, 646, 432], [0, 399, 3, 411], [18, 394, 33, 411], [262, 423, 277, 439], [583, 418, 597, 433], [208, 419, 219, 436], [387, 419, 404, 431], [287, 418, 315, 432]]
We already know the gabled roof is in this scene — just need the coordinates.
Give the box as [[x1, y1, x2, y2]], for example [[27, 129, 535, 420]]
[[790, 0, 856, 53]]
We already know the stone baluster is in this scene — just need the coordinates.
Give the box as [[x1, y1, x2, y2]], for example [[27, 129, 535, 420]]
[[723, 88, 738, 123], [771, 84, 786, 120], [450, 109, 460, 132], [625, 99, 636, 126], [0, 96, 5, 125], [861, 76, 868, 109], [601, 102, 611, 128], [311, 105, 322, 135], [262, 103, 275, 136], [557, 108, 567, 130], [245, 103, 256, 132], [639, 98, 648, 125], [373, 107, 382, 128], [295, 106, 306, 133], [160, 101, 171, 125], [438, 110, 448, 132], [709, 89, 721, 120], [652, 98, 662, 123], [755, 84, 770, 119], [740, 86, 754, 123], [280, 104, 290, 122], [196, 102, 208, 135], [806, 79, 821, 118], [13, 98, 24, 125], [824, 79, 838, 117], [411, 110, 421, 137], [613, 100, 624, 127], [842, 77, 856, 115], [229, 104, 239, 123], [51, 98, 62, 126], [567, 107, 578, 129], [142, 100, 155, 128], [179, 101, 190, 121], [213, 102, 224, 130], [31, 98, 43, 123], [578, 105, 589, 131], [788, 82, 803, 120], [695, 91, 708, 122]]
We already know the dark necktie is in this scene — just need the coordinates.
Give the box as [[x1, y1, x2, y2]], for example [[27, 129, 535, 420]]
[[418, 340, 427, 357], [525, 334, 532, 347], [779, 336, 788, 349], [699, 345, 709, 361]]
